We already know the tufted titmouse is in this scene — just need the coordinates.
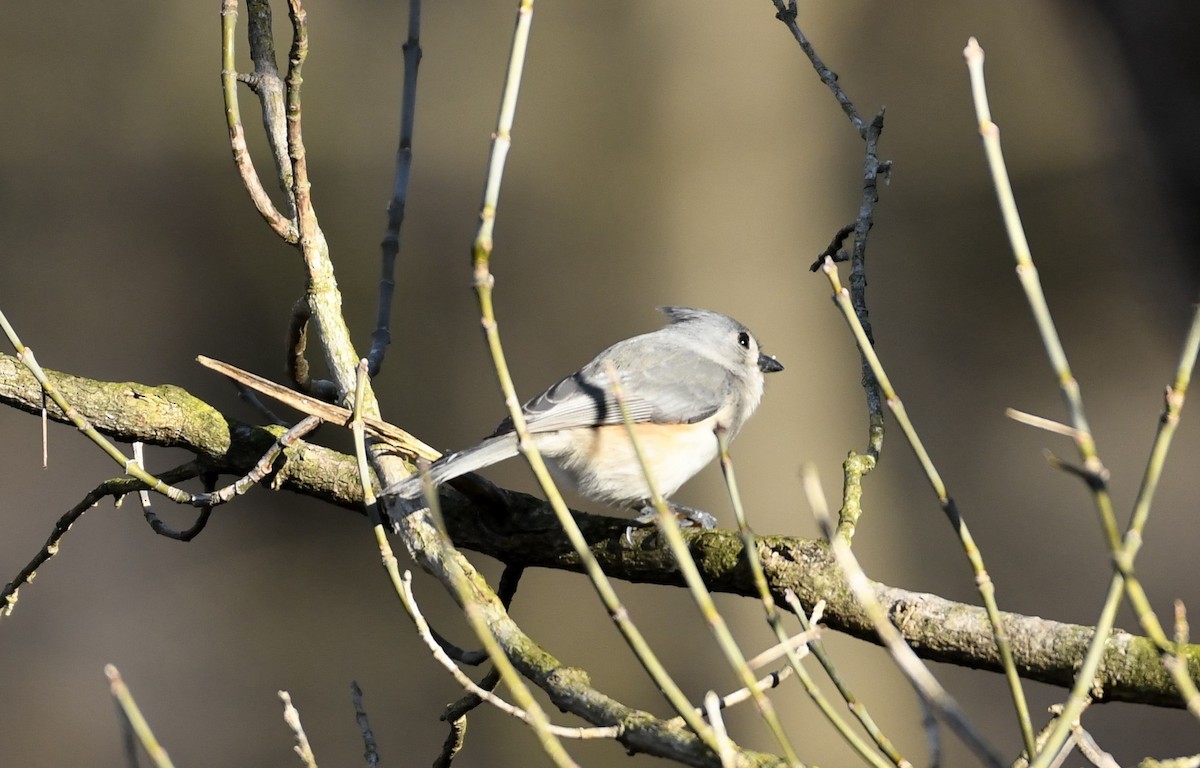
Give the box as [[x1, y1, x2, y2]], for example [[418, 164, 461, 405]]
[[383, 306, 783, 527]]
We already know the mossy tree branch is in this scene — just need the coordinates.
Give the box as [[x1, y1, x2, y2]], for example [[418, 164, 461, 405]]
[[2, 350, 1195, 711]]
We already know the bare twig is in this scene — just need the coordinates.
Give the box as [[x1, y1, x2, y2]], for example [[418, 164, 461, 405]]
[[279, 691, 318, 768], [396, 570, 619, 741], [1071, 723, 1119, 768], [0, 309, 219, 507], [772, 3, 890, 461], [106, 665, 176, 768], [821, 257, 1036, 754], [350, 682, 379, 768], [703, 692, 737, 768], [918, 694, 941, 768], [219, 0, 297, 242], [607, 369, 801, 764], [802, 465, 1005, 768], [368, 0, 423, 375], [140, 470, 216, 541], [197, 355, 439, 463], [463, 0, 723, 756], [1005, 408, 1085, 440], [716, 430, 899, 768], [966, 37, 1200, 764], [770, 0, 864, 131], [781, 591, 910, 768], [287, 299, 338, 400], [432, 715, 468, 768]]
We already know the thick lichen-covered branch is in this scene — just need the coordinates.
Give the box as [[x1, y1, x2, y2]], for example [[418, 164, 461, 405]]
[[2, 351, 1195, 710]]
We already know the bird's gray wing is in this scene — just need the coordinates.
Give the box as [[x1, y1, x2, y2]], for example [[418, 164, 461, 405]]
[[491, 340, 729, 436], [615, 343, 732, 424]]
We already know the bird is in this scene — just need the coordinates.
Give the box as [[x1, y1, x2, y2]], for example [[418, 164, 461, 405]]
[[383, 306, 783, 529]]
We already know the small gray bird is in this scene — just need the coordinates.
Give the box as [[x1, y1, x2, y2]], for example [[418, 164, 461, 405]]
[[383, 306, 783, 527]]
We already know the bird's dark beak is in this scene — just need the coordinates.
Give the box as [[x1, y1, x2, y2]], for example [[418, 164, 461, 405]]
[[758, 353, 784, 374]]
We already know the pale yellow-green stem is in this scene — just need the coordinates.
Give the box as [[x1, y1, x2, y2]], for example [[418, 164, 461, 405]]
[[716, 431, 903, 768], [964, 37, 1200, 765], [822, 257, 1036, 756], [606, 369, 802, 766], [464, 0, 725, 754], [715, 429, 902, 763], [801, 467, 1004, 768], [278, 691, 319, 768], [105, 665, 177, 768], [0, 308, 204, 506]]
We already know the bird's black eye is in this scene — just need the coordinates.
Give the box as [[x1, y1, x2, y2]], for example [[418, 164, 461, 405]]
[[737, 331, 751, 349]]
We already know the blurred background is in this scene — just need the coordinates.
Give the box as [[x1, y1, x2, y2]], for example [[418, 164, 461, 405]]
[[2, 1, 1199, 765]]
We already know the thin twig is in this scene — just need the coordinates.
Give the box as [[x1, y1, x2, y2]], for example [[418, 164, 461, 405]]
[[782, 591, 911, 768], [964, 37, 1200, 764], [106, 665, 176, 768], [432, 715, 467, 768], [1110, 306, 1200, 709], [197, 356, 439, 463], [1, 466, 196, 618], [439, 565, 526, 727], [368, 0, 423, 375], [245, 0, 296, 216], [397, 531, 578, 768], [279, 691, 319, 768], [220, 0, 297, 242], [1071, 723, 1119, 768], [716, 430, 899, 768], [350, 682, 379, 768], [132, 442, 153, 510], [1006, 408, 1084, 440], [464, 0, 721, 754], [287, 299, 338, 400], [821, 257, 1036, 755], [0, 309, 217, 507], [1167, 600, 1200, 720], [703, 692, 737, 768], [607, 369, 801, 765], [801, 465, 1005, 768], [395, 570, 618, 741], [918, 694, 941, 768], [769, 0, 864, 132], [141, 470, 216, 541]]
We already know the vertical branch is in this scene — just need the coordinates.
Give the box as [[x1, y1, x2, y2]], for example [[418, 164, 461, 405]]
[[105, 665, 176, 768], [801, 468, 1005, 768], [465, 0, 725, 754], [220, 0, 296, 241], [716, 432, 901, 768], [964, 39, 1117, 767], [245, 0, 296, 216], [779, 3, 889, 461], [369, 0, 423, 375], [963, 38, 1116, 545], [963, 38, 1200, 765], [851, 113, 888, 459], [279, 0, 368, 404], [822, 258, 1037, 756], [1125, 305, 1200, 548]]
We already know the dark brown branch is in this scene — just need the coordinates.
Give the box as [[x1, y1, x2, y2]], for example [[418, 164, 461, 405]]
[[368, 0, 423, 376]]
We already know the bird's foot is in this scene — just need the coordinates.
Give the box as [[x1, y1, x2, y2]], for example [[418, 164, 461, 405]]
[[633, 501, 717, 530]]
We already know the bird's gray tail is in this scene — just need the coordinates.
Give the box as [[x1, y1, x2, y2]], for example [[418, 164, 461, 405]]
[[382, 432, 519, 504]]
